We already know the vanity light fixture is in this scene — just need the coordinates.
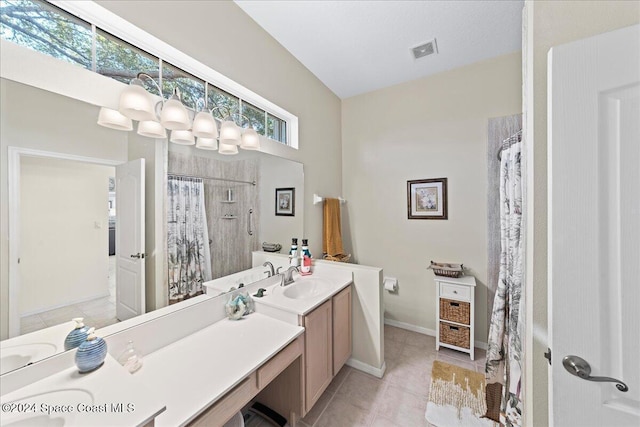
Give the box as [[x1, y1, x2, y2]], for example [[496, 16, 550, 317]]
[[218, 141, 239, 155], [219, 117, 242, 146], [195, 137, 218, 150], [160, 87, 191, 131], [97, 72, 261, 154], [240, 126, 260, 150], [97, 107, 133, 131], [192, 107, 219, 140], [118, 75, 157, 122], [137, 120, 167, 139], [118, 72, 191, 131], [170, 129, 195, 145]]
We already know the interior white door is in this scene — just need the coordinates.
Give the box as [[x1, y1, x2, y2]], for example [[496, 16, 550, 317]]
[[549, 24, 640, 426], [115, 158, 145, 321]]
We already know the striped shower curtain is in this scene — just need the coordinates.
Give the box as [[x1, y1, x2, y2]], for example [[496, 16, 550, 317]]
[[167, 175, 212, 302], [485, 134, 524, 426]]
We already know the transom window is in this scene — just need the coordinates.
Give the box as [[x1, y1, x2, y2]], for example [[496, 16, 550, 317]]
[[0, 0, 290, 145]]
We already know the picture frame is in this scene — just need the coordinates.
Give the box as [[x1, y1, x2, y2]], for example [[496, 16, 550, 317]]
[[407, 178, 448, 220], [275, 187, 295, 216]]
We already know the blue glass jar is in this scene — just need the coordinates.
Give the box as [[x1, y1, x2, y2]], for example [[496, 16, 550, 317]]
[[75, 328, 107, 373], [64, 318, 90, 350]]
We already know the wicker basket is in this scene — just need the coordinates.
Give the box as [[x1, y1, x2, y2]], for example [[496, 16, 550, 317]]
[[323, 253, 351, 263], [428, 261, 464, 278], [439, 322, 470, 349], [440, 298, 471, 325]]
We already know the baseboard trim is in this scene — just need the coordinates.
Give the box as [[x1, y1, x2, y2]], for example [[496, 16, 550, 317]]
[[21, 291, 112, 317], [384, 317, 488, 350], [346, 358, 386, 379]]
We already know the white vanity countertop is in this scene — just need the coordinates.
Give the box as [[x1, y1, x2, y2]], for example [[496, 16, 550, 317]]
[[135, 312, 304, 427], [0, 355, 165, 426], [255, 266, 353, 316]]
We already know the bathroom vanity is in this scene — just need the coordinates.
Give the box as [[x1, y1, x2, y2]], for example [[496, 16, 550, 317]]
[[241, 267, 354, 415], [1, 263, 359, 427]]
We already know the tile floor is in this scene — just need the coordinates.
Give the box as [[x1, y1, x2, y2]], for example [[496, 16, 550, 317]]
[[19, 256, 118, 334], [298, 325, 486, 427]]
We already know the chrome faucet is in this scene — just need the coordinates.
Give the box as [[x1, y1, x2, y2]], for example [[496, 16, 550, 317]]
[[263, 261, 275, 277], [280, 266, 299, 286]]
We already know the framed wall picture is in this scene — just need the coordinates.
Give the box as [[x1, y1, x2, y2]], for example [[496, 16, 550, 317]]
[[407, 178, 448, 219], [275, 187, 295, 216]]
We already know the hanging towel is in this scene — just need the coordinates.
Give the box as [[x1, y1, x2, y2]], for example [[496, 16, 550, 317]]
[[322, 198, 345, 257]]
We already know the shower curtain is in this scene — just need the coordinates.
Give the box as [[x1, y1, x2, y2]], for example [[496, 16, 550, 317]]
[[167, 175, 212, 302], [485, 134, 524, 426]]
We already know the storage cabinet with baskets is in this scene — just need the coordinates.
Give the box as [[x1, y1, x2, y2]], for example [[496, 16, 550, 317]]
[[434, 275, 476, 360]]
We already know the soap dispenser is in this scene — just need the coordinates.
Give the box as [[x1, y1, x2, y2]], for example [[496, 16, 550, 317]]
[[75, 327, 108, 373], [64, 317, 90, 350], [117, 340, 143, 373]]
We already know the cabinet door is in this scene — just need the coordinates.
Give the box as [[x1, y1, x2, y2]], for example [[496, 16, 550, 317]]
[[332, 285, 352, 375], [304, 300, 332, 411]]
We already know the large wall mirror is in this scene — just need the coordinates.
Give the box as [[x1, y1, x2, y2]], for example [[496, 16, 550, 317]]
[[0, 71, 303, 374]]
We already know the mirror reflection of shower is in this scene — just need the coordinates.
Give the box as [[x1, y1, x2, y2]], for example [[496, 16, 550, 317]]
[[167, 151, 259, 304]]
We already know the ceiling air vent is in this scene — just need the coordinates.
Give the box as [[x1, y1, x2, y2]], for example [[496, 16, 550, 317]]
[[412, 39, 438, 59]]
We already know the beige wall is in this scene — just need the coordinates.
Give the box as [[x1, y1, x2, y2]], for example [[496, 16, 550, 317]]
[[259, 156, 305, 249], [342, 53, 522, 343], [95, 1, 343, 260], [524, 2, 640, 426], [20, 158, 114, 314]]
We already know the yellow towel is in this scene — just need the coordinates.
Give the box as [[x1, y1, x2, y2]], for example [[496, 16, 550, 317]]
[[322, 198, 344, 257]]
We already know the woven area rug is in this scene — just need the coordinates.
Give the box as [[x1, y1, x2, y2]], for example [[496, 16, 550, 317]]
[[425, 360, 496, 427]]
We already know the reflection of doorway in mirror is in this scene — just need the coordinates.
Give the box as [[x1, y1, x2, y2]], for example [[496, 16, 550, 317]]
[[18, 156, 119, 336]]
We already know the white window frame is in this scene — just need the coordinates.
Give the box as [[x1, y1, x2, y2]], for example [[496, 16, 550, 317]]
[[51, 0, 299, 149]]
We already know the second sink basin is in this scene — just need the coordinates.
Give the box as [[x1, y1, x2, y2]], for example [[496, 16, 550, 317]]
[[282, 278, 332, 299], [1, 342, 58, 375], [1, 388, 94, 427]]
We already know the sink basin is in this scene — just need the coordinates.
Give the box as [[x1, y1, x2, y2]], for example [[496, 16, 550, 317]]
[[1, 388, 94, 427], [282, 278, 332, 299], [0, 342, 58, 375]]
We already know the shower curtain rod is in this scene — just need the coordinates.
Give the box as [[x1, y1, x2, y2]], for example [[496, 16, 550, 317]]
[[168, 173, 256, 186], [497, 130, 522, 160]]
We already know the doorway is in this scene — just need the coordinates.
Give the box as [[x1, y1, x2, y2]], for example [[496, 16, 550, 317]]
[[7, 147, 123, 338]]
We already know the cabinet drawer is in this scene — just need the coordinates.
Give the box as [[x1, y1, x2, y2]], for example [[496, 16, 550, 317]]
[[440, 283, 471, 301], [439, 298, 470, 325], [257, 336, 303, 390], [439, 322, 470, 349], [189, 373, 256, 427]]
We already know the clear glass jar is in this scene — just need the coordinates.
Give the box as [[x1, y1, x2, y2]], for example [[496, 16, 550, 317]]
[[117, 340, 143, 373]]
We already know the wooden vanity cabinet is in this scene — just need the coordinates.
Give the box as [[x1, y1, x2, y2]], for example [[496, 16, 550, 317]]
[[332, 285, 352, 375], [302, 299, 333, 412], [301, 284, 352, 414]]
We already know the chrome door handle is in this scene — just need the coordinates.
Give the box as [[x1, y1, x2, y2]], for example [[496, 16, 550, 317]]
[[130, 253, 145, 259], [562, 355, 628, 392]]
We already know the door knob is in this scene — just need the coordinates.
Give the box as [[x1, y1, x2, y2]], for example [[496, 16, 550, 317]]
[[130, 253, 145, 259], [562, 355, 628, 392]]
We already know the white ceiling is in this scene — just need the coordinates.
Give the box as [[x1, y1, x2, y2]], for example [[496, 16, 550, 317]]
[[235, 0, 524, 99]]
